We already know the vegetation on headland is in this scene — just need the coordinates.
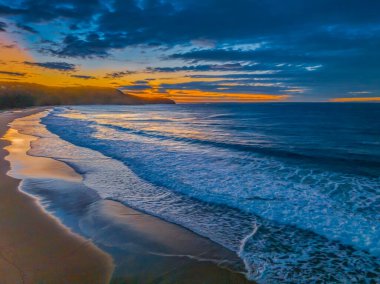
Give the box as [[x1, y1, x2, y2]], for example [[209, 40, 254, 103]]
[[0, 82, 175, 109]]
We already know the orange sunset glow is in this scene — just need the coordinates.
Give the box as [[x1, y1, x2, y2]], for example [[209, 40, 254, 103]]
[[1, 39, 290, 103], [1, 31, 292, 103], [0, 0, 379, 103]]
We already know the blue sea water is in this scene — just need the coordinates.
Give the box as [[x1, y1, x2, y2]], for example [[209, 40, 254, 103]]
[[23, 103, 380, 282]]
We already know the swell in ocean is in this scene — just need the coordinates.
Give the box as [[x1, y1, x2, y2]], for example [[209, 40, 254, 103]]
[[14, 104, 380, 283]]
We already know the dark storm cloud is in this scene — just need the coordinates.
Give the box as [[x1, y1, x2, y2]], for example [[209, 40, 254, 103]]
[[47, 34, 119, 58], [3, 0, 378, 61], [95, 0, 380, 46], [0, 21, 7, 31], [0, 0, 104, 22], [158, 81, 291, 95], [70, 74, 96, 79], [169, 31, 380, 67], [13, 0, 375, 58], [104, 70, 137, 79], [0, 4, 24, 16], [145, 63, 277, 73], [1, 0, 380, 50], [0, 0, 379, 99], [119, 80, 151, 91], [24, 61, 76, 71], [168, 48, 323, 64], [0, 70, 26, 76], [16, 24, 38, 34]]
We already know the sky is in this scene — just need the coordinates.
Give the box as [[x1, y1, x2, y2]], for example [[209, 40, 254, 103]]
[[0, 0, 379, 103]]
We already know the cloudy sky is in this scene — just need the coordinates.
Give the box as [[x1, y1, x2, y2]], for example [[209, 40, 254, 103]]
[[0, 0, 379, 102]]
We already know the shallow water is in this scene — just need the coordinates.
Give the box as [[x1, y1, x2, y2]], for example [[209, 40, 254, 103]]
[[14, 104, 380, 282]]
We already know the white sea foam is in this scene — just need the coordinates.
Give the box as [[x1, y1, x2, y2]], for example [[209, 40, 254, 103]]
[[11, 106, 380, 283]]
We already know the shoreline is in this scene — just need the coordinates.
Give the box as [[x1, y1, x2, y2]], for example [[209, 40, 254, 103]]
[[0, 108, 114, 283], [2, 108, 254, 283]]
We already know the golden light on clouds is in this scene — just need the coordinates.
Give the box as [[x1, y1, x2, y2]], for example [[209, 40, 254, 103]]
[[0, 35, 33, 79], [1, 33, 290, 103]]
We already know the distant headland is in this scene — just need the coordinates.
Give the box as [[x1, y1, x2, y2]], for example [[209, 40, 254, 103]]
[[0, 82, 175, 109]]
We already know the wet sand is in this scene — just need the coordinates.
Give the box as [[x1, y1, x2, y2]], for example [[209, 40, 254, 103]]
[[2, 109, 253, 283], [0, 109, 114, 284]]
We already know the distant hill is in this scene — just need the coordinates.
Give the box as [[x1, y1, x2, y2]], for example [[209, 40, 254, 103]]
[[0, 82, 175, 109]]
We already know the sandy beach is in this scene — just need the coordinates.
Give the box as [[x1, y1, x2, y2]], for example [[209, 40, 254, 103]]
[[0, 108, 114, 284], [1, 108, 252, 283]]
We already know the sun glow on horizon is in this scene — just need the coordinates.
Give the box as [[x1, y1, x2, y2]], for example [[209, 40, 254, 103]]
[[329, 97, 380, 102]]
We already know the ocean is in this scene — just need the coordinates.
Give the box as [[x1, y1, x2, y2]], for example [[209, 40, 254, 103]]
[[15, 103, 380, 282]]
